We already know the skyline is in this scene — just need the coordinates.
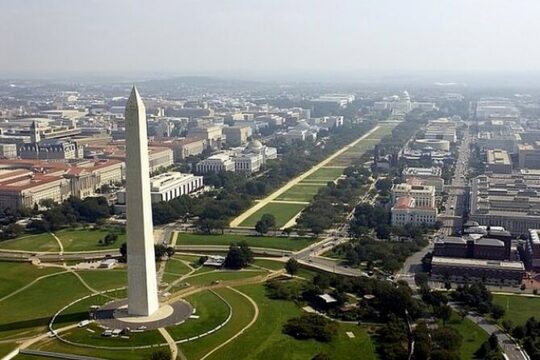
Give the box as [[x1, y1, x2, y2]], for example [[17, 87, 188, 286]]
[[1, 0, 540, 79]]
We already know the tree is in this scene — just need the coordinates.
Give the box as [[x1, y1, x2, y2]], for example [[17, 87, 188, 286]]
[[491, 304, 505, 320], [39, 198, 56, 209], [166, 246, 175, 257], [224, 242, 253, 269], [255, 213, 276, 235], [436, 304, 452, 324], [154, 244, 167, 260], [285, 258, 299, 275], [119, 242, 127, 261], [282, 314, 338, 342], [148, 350, 171, 360], [102, 233, 118, 245], [198, 256, 208, 266], [255, 219, 270, 235]]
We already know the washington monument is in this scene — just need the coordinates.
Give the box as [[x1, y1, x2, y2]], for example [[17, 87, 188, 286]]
[[125, 86, 159, 316]]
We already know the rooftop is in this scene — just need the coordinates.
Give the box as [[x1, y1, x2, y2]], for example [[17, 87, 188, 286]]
[[431, 256, 524, 270]]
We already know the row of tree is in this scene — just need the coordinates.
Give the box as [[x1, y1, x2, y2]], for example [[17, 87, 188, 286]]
[[295, 166, 371, 234]]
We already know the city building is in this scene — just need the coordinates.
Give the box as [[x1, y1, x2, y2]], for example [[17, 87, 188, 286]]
[[433, 236, 509, 260], [391, 196, 438, 226], [150, 138, 206, 161], [0, 171, 71, 210], [402, 167, 444, 192], [424, 118, 457, 143], [412, 139, 450, 152], [187, 125, 223, 149], [196, 153, 235, 173], [222, 125, 252, 146], [525, 229, 540, 270], [470, 173, 540, 235], [233, 153, 263, 173], [518, 142, 540, 169], [431, 256, 524, 286], [0, 143, 17, 159], [148, 147, 174, 173], [477, 132, 519, 153], [392, 181, 436, 208], [117, 171, 203, 204], [18, 139, 83, 160], [486, 149, 512, 174]]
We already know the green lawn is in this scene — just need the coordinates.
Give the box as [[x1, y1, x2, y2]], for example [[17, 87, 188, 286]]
[[165, 258, 192, 276], [62, 323, 165, 348], [0, 272, 91, 340], [204, 283, 378, 360], [76, 269, 127, 291], [56, 228, 126, 252], [0, 228, 126, 252], [447, 312, 488, 359], [175, 254, 201, 264], [184, 270, 267, 286], [238, 203, 307, 228], [0, 233, 59, 252], [493, 294, 540, 326], [0, 262, 63, 299], [33, 338, 162, 360], [167, 290, 230, 341], [275, 185, 323, 202], [0, 342, 17, 358], [181, 287, 256, 360], [304, 167, 344, 182], [177, 233, 316, 251], [252, 259, 286, 271]]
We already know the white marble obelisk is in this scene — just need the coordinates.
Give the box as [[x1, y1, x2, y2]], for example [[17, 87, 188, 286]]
[[125, 86, 159, 316]]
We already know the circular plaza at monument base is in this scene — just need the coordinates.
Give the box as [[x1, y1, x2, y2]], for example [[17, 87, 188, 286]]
[[95, 299, 193, 330]]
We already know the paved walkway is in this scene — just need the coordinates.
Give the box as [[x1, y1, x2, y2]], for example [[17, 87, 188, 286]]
[[229, 125, 382, 227], [50, 232, 64, 255], [159, 328, 180, 360]]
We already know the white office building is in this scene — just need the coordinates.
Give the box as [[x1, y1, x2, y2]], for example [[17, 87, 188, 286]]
[[117, 171, 203, 204]]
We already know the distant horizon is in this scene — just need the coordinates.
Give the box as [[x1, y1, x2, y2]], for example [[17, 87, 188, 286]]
[[3, 69, 540, 88]]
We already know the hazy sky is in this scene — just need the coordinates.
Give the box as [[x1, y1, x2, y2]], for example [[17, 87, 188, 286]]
[[1, 0, 539, 77]]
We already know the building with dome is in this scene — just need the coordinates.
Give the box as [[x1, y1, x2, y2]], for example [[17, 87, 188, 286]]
[[196, 139, 277, 175]]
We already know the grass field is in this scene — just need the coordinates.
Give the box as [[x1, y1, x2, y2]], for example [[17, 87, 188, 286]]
[[167, 290, 230, 341], [0, 262, 63, 299], [239, 203, 306, 228], [184, 270, 267, 286], [252, 259, 286, 271], [0, 342, 17, 358], [303, 167, 344, 182], [56, 228, 126, 252], [176, 233, 316, 251], [165, 258, 192, 276], [180, 287, 256, 360], [275, 185, 323, 202], [76, 269, 127, 291], [0, 228, 126, 252], [0, 272, 90, 340], [0, 233, 59, 252], [205, 283, 378, 360], [493, 294, 540, 326], [62, 323, 165, 348], [33, 338, 162, 360], [447, 312, 487, 359]]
